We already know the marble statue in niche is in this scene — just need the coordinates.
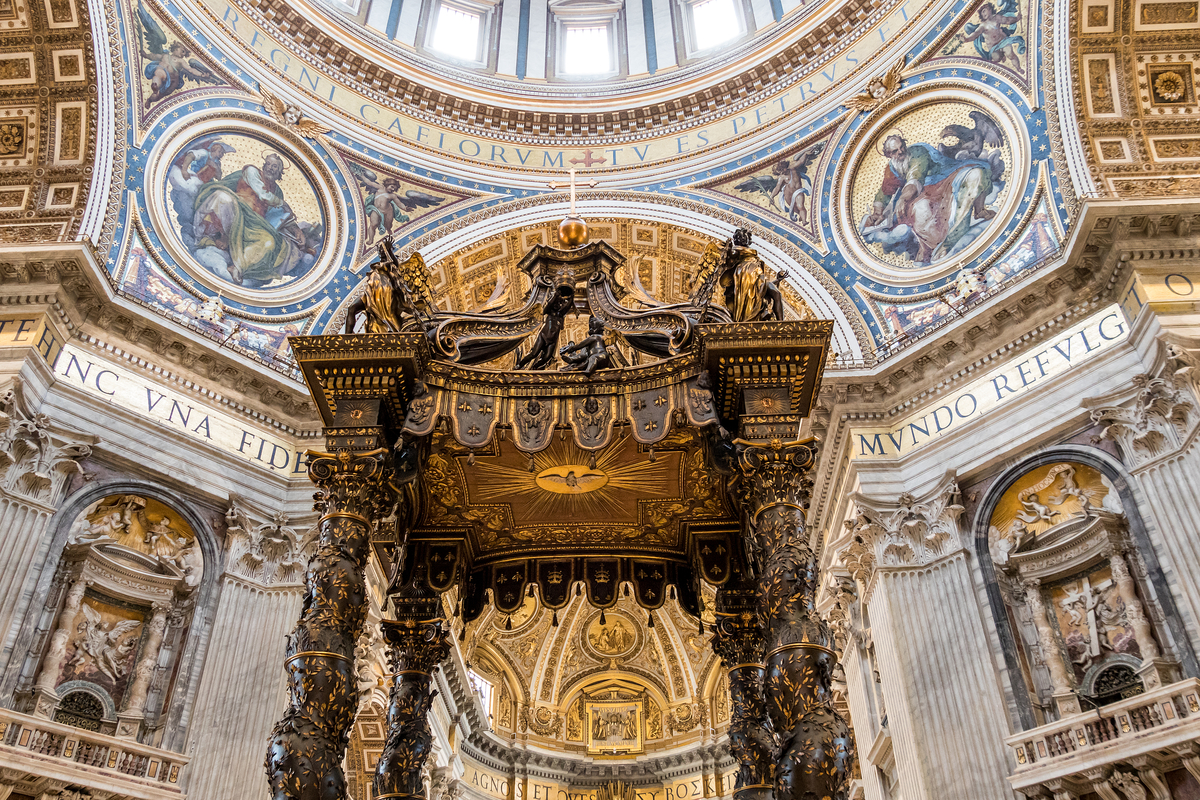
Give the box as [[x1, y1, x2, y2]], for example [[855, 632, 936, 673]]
[[58, 595, 144, 702], [1050, 565, 1140, 680]]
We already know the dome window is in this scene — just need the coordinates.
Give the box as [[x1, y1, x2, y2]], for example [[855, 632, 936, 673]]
[[550, 0, 624, 78], [427, 0, 491, 64], [563, 24, 612, 73], [683, 0, 744, 55]]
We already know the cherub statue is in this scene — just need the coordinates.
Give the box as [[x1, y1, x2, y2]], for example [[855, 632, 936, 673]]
[[1015, 493, 1059, 524], [560, 317, 614, 377]]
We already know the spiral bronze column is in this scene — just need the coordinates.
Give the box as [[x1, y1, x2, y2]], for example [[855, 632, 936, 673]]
[[713, 581, 774, 800], [373, 569, 450, 800], [265, 440, 393, 800], [737, 440, 854, 800]]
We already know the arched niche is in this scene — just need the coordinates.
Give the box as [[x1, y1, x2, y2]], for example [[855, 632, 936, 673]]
[[5, 479, 221, 749], [559, 674, 671, 754], [972, 447, 1198, 729]]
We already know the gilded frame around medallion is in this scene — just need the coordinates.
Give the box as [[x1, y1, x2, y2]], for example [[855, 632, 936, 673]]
[[143, 113, 347, 306], [584, 698, 644, 755]]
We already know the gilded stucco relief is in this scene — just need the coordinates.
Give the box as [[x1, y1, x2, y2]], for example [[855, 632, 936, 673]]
[[463, 591, 723, 751], [0, 0, 94, 242], [1073, 0, 1200, 195]]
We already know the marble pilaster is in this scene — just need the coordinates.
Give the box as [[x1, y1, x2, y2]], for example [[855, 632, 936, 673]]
[[835, 473, 1016, 800]]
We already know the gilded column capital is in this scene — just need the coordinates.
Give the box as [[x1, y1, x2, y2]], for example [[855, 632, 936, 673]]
[[307, 447, 394, 522], [379, 617, 451, 676], [712, 586, 765, 668], [735, 439, 819, 523]]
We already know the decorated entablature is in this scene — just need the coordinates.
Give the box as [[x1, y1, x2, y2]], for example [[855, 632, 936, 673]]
[[267, 221, 855, 800]]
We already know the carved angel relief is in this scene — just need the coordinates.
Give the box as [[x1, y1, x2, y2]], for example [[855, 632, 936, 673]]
[[258, 83, 331, 138], [224, 497, 311, 585], [988, 463, 1122, 566], [844, 58, 906, 114]]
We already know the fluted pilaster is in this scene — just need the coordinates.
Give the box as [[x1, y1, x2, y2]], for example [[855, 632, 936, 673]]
[[187, 578, 303, 799], [836, 475, 1015, 800]]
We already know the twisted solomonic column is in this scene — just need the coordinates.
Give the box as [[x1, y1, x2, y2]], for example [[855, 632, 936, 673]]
[[713, 582, 774, 800], [266, 448, 393, 800], [373, 612, 450, 800], [737, 440, 854, 800]]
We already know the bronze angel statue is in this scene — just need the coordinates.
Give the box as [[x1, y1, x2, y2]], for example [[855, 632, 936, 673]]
[[344, 237, 436, 333], [692, 228, 787, 322]]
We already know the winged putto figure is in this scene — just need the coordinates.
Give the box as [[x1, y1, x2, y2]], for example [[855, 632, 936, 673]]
[[258, 84, 331, 139], [347, 162, 446, 244], [844, 58, 906, 114], [732, 142, 825, 222], [135, 0, 221, 109]]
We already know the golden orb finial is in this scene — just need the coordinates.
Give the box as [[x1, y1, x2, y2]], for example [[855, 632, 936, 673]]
[[548, 167, 598, 249], [558, 215, 589, 248]]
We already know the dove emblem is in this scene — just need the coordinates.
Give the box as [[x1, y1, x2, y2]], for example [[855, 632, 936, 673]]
[[535, 465, 609, 494]]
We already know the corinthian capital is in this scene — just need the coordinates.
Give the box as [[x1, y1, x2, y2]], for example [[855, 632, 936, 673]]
[[308, 448, 393, 521], [0, 377, 94, 508], [1084, 337, 1200, 468], [224, 496, 316, 586], [833, 471, 966, 588], [735, 438, 818, 518]]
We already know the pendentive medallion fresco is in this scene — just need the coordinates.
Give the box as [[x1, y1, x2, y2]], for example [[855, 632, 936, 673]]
[[94, 0, 1071, 363], [851, 101, 1014, 269], [162, 131, 328, 290]]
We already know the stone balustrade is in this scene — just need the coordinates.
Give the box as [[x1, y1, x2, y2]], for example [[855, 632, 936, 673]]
[[1006, 678, 1200, 795], [0, 707, 188, 799]]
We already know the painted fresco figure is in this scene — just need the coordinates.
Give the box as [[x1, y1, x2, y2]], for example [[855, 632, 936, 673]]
[[349, 163, 446, 245], [191, 153, 323, 286], [860, 123, 1005, 264], [958, 0, 1026, 72], [135, 0, 221, 108]]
